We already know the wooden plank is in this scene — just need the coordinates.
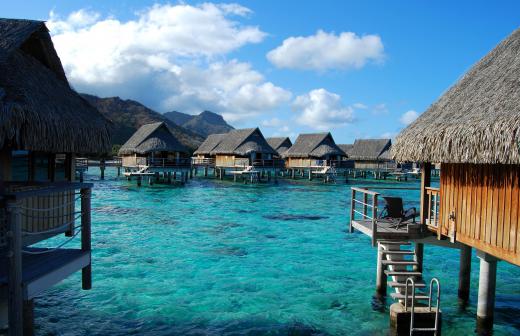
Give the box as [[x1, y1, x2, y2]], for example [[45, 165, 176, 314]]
[[491, 174, 500, 246], [481, 165, 489, 244], [485, 168, 494, 244], [497, 167, 505, 248], [503, 168, 512, 251], [470, 165, 478, 239], [460, 164, 468, 237], [511, 171, 519, 253], [474, 165, 483, 241]]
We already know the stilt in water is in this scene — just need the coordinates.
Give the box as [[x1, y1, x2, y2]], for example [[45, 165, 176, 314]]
[[458, 245, 472, 304], [476, 251, 498, 334], [137, 176, 142, 187]]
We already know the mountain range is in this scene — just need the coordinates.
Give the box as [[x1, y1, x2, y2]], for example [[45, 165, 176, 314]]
[[81, 94, 234, 151], [164, 110, 234, 137]]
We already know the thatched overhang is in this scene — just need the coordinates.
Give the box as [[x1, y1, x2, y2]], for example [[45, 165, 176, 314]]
[[349, 139, 392, 161], [283, 133, 345, 158], [193, 133, 227, 155], [393, 28, 520, 164], [266, 137, 292, 155], [0, 19, 112, 154], [118, 122, 189, 155], [338, 144, 353, 157], [210, 128, 276, 156]]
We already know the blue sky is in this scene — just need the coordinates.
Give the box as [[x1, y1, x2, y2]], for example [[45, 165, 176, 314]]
[[3, 1, 520, 144]]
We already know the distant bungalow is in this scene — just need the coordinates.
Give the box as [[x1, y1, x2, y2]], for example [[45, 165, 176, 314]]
[[0, 19, 111, 333], [118, 122, 191, 183], [347, 139, 394, 170], [266, 137, 292, 158], [283, 132, 345, 168], [209, 128, 282, 180], [193, 133, 226, 163]]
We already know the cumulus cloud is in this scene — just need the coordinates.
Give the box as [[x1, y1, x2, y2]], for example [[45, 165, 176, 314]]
[[400, 110, 420, 125], [267, 30, 384, 71], [292, 89, 354, 130], [47, 4, 289, 121], [262, 118, 284, 127]]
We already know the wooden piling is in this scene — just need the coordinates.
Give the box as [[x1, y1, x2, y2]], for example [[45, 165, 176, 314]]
[[7, 200, 22, 336], [458, 245, 472, 303], [81, 188, 92, 290]]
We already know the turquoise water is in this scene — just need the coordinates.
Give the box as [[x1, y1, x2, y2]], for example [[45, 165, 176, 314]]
[[35, 168, 520, 335]]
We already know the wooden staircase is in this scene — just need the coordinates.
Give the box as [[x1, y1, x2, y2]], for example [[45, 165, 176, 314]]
[[378, 241, 430, 305]]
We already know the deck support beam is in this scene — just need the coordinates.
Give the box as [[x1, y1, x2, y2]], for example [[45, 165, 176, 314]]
[[476, 251, 497, 333], [458, 245, 472, 303], [7, 200, 22, 336], [81, 187, 92, 290], [23, 300, 34, 336], [375, 245, 386, 298], [413, 243, 423, 275]]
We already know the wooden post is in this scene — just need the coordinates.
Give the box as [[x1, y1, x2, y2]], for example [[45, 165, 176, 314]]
[[234, 173, 237, 182], [308, 169, 312, 181], [459, 245, 472, 303], [100, 158, 105, 180], [137, 175, 142, 187], [376, 244, 386, 298], [7, 200, 22, 336], [420, 162, 432, 225], [363, 193, 368, 218], [413, 243, 424, 275], [117, 166, 121, 177], [81, 188, 92, 290], [204, 166, 208, 177], [23, 300, 34, 336], [371, 194, 378, 247], [349, 189, 355, 233]]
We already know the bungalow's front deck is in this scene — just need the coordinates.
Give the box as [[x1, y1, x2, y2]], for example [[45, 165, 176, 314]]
[[349, 187, 439, 245]]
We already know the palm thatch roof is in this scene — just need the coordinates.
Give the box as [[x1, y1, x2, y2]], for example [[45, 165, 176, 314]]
[[266, 137, 292, 155], [118, 122, 188, 155], [338, 144, 353, 157], [393, 28, 520, 164], [283, 133, 345, 158], [349, 139, 392, 161], [210, 128, 276, 156], [0, 19, 112, 154], [193, 133, 227, 155]]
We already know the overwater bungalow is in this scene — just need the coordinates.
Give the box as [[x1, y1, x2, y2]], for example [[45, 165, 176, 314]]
[[0, 18, 111, 333], [350, 27, 520, 334], [118, 122, 191, 184], [210, 128, 281, 181], [266, 137, 292, 158], [192, 133, 226, 175], [283, 133, 346, 181], [348, 139, 395, 170]]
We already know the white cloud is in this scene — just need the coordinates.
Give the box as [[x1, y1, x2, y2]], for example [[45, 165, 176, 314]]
[[47, 4, 289, 121], [262, 118, 284, 127], [380, 131, 397, 139], [400, 110, 420, 125], [352, 103, 368, 109], [267, 30, 384, 71], [292, 89, 354, 131], [372, 103, 388, 115]]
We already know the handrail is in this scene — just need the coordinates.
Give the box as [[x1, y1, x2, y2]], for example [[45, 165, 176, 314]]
[[4, 182, 92, 201], [351, 187, 380, 196]]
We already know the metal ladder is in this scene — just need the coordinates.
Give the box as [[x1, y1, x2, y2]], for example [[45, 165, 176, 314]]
[[404, 277, 441, 336]]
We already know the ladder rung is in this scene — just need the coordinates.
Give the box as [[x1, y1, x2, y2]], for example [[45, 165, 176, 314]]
[[384, 271, 422, 277], [412, 328, 438, 332], [378, 241, 411, 245], [382, 260, 418, 266], [388, 281, 426, 288], [391, 293, 429, 300], [380, 250, 415, 255]]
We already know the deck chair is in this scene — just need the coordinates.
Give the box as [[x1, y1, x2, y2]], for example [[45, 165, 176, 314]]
[[378, 196, 417, 229]]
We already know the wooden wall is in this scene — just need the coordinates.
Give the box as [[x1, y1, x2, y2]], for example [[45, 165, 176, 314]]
[[440, 163, 520, 265], [216, 155, 236, 167], [286, 158, 316, 167]]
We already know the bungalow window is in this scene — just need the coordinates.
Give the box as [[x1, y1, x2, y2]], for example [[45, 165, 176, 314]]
[[11, 150, 29, 181], [34, 152, 50, 181]]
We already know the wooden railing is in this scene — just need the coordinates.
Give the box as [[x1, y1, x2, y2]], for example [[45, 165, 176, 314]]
[[252, 159, 285, 168], [425, 187, 440, 232], [147, 158, 191, 168], [350, 187, 379, 246], [76, 157, 122, 168], [1, 182, 92, 334], [192, 157, 216, 166]]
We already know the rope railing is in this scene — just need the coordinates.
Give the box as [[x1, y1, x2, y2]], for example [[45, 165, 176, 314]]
[[21, 214, 82, 236], [22, 227, 82, 255]]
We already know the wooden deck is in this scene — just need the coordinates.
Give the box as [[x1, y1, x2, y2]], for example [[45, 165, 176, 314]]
[[351, 218, 429, 241], [0, 248, 90, 299]]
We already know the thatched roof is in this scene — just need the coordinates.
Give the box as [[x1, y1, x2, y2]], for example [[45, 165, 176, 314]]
[[0, 19, 112, 154], [338, 144, 353, 157], [193, 133, 226, 155], [283, 133, 345, 158], [349, 139, 392, 161], [266, 137, 292, 155], [210, 128, 276, 156], [393, 28, 520, 164], [118, 122, 188, 155]]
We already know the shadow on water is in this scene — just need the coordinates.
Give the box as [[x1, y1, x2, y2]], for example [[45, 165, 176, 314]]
[[263, 214, 329, 221]]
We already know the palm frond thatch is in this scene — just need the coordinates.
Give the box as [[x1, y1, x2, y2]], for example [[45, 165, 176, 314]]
[[393, 28, 520, 164], [0, 18, 112, 154], [210, 128, 276, 156], [118, 122, 189, 155], [348, 139, 391, 161], [266, 137, 292, 155], [193, 133, 227, 155], [283, 133, 345, 158]]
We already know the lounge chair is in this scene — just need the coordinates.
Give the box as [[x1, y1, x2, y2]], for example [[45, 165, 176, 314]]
[[378, 196, 417, 229]]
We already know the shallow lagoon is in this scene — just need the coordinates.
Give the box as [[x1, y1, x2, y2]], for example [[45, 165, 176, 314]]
[[35, 168, 520, 335]]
